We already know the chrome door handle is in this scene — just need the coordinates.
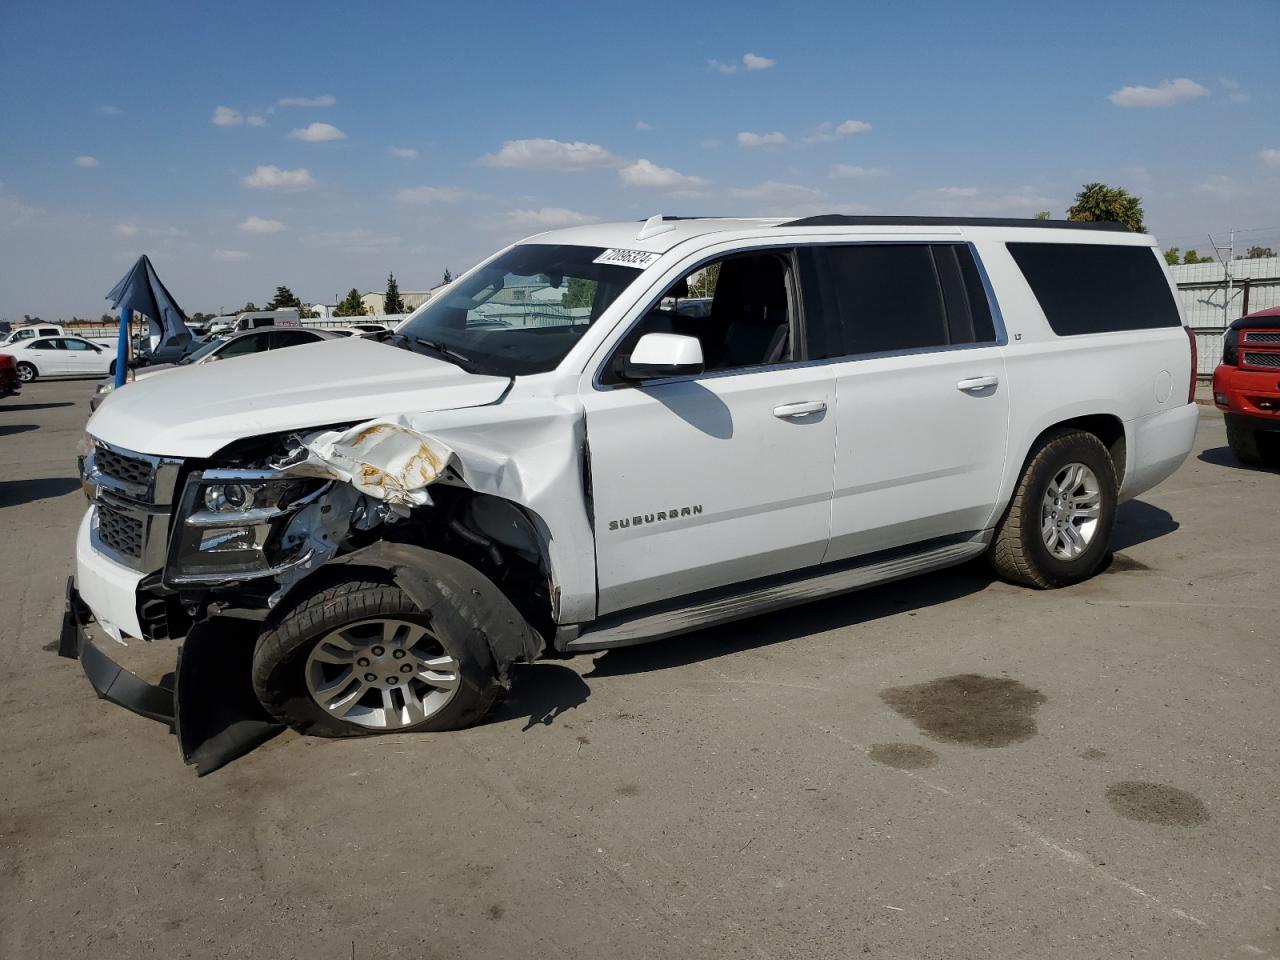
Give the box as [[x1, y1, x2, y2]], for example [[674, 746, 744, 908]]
[[956, 376, 999, 392], [773, 400, 827, 418]]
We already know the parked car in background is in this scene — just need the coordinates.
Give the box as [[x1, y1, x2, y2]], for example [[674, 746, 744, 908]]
[[63, 214, 1198, 772], [1213, 305, 1280, 466], [2, 324, 115, 350], [232, 309, 302, 332], [0, 354, 19, 398], [8, 336, 118, 383]]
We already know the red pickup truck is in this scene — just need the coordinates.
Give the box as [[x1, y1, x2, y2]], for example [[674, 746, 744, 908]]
[[0, 353, 20, 399], [1213, 306, 1280, 466]]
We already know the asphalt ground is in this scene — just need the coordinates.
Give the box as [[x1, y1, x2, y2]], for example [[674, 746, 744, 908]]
[[1, 376, 1277, 959]]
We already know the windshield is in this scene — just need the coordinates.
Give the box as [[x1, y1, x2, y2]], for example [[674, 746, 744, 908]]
[[182, 338, 225, 364], [397, 244, 643, 375]]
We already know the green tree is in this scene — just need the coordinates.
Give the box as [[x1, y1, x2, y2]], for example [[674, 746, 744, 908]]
[[1066, 182, 1146, 233], [383, 273, 405, 314], [1163, 247, 1181, 266], [685, 261, 721, 298], [441, 268, 453, 285], [560, 277, 596, 309], [240, 302, 258, 312], [1182, 249, 1214, 264], [1033, 210, 1052, 220], [1243, 245, 1276, 259], [266, 286, 302, 310], [334, 288, 367, 317]]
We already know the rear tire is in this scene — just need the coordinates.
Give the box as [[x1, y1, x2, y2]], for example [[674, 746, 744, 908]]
[[1225, 415, 1264, 466], [988, 429, 1118, 589], [15, 362, 36, 383], [252, 577, 501, 738], [108, 360, 117, 377]]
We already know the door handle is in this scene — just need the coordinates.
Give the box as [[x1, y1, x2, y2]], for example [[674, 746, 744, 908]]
[[956, 376, 999, 392], [773, 400, 827, 418]]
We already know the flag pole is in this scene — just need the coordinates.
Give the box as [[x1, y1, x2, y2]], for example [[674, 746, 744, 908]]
[[115, 307, 130, 388]]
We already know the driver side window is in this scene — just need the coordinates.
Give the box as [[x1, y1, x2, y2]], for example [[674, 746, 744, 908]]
[[604, 251, 795, 384]]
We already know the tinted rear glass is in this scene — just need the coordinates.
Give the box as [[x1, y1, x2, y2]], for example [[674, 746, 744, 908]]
[[825, 244, 948, 354], [1007, 243, 1179, 336]]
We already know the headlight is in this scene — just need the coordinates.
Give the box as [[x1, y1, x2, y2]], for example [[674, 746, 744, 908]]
[[165, 471, 329, 584], [95, 382, 115, 396]]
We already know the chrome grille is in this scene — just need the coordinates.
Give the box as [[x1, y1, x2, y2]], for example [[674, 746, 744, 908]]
[[1242, 331, 1280, 344], [97, 504, 144, 559], [1242, 351, 1280, 369], [95, 446, 155, 490]]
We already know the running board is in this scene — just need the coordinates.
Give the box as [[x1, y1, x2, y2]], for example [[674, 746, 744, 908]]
[[562, 536, 988, 653]]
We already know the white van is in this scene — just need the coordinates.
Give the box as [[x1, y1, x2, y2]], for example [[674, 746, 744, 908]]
[[65, 215, 1197, 770]]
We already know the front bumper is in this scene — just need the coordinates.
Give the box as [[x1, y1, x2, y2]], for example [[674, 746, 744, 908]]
[[1213, 364, 1280, 426], [59, 577, 283, 775]]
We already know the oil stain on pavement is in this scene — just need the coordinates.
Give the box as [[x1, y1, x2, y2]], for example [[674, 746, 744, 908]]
[[1105, 781, 1209, 825], [880, 674, 1047, 747], [868, 743, 939, 769]]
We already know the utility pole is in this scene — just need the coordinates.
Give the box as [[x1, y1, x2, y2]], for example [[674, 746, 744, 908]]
[[1208, 228, 1235, 327]]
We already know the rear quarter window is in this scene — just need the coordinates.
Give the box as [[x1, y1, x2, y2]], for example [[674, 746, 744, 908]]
[[1007, 242, 1179, 336]]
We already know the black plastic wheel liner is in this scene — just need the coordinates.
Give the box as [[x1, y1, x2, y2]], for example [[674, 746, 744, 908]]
[[174, 618, 284, 776]]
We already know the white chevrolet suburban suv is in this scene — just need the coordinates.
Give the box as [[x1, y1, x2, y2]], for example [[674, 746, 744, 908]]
[[61, 215, 1199, 772]]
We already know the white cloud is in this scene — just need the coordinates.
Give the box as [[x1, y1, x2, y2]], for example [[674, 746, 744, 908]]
[[742, 52, 776, 71], [1260, 148, 1280, 168], [481, 138, 619, 170], [395, 185, 475, 204], [113, 223, 187, 240], [707, 59, 737, 74], [238, 216, 286, 234], [211, 105, 243, 126], [737, 130, 788, 148], [212, 249, 249, 262], [635, 120, 654, 131], [619, 159, 708, 191], [276, 94, 336, 108], [505, 207, 598, 230], [73, 155, 99, 168], [1197, 174, 1245, 198], [730, 181, 824, 203], [1107, 78, 1208, 108], [242, 165, 315, 191], [0, 185, 42, 230], [114, 224, 140, 238], [805, 119, 873, 142], [290, 122, 346, 142], [304, 227, 398, 253], [97, 105, 122, 116], [246, 114, 267, 126], [829, 164, 886, 178], [921, 185, 1057, 216], [389, 146, 419, 159]]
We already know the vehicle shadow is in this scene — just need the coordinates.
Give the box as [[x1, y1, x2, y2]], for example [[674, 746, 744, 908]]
[[586, 560, 998, 679], [0, 423, 38, 437], [0, 476, 82, 508], [1111, 499, 1180, 551], [1198, 445, 1280, 474], [486, 661, 592, 731], [0, 402, 74, 413]]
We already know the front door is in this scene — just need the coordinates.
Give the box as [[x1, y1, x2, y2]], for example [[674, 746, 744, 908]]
[[582, 249, 837, 616]]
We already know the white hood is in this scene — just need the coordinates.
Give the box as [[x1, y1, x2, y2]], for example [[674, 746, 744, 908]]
[[87, 337, 510, 457]]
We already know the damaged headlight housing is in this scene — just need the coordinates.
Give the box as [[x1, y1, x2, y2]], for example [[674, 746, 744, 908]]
[[165, 470, 329, 584]]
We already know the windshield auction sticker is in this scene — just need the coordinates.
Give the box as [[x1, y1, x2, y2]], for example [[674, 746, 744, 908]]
[[593, 248, 662, 269]]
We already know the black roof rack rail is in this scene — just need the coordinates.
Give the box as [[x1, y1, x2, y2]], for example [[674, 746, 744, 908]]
[[778, 215, 1131, 232]]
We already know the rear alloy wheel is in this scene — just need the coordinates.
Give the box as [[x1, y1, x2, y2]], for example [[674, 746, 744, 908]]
[[15, 362, 36, 383], [989, 429, 1117, 588]]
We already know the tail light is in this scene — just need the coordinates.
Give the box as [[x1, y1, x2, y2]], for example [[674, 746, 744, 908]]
[[1184, 326, 1197, 404]]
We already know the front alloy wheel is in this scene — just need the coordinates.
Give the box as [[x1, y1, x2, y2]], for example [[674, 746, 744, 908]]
[[304, 618, 461, 730]]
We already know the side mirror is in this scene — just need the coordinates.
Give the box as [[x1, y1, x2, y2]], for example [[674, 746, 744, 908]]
[[622, 333, 704, 382]]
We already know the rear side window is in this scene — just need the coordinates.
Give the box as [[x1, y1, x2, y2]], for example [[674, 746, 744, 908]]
[[1007, 243, 1179, 336], [821, 244, 997, 356]]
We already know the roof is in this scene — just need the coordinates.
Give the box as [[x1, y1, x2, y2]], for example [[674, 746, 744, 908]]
[[525, 214, 1142, 253]]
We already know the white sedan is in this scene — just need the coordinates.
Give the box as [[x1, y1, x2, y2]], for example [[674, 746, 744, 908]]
[[9, 336, 118, 383]]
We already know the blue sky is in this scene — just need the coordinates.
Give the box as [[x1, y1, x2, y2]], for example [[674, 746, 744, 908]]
[[1, 0, 1277, 320]]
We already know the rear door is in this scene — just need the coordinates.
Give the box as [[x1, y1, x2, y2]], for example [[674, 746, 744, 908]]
[[581, 247, 838, 615], [27, 338, 70, 374], [61, 337, 108, 374], [821, 242, 1011, 561]]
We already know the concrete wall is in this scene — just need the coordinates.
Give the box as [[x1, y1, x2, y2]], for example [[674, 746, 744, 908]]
[[1172, 256, 1280, 374]]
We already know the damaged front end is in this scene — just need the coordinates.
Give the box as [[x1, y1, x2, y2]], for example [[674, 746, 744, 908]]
[[63, 419, 553, 773]]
